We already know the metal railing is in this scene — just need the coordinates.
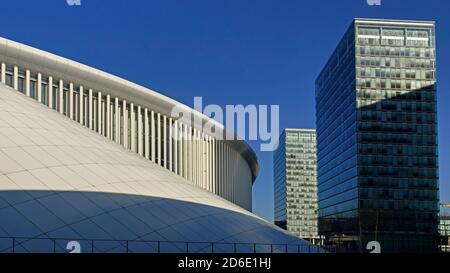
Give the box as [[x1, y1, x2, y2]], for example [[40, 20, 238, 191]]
[[3, 236, 445, 253], [0, 236, 326, 254], [321, 238, 445, 254]]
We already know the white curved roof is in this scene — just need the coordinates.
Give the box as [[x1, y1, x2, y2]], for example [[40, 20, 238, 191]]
[[0, 83, 316, 253], [0, 36, 259, 182]]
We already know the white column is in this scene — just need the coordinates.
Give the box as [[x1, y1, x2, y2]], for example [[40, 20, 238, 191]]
[[232, 148, 236, 203], [13, 66, 18, 90], [130, 103, 136, 151], [151, 111, 155, 162], [201, 132, 205, 188], [37, 73, 42, 103], [25, 70, 30, 97], [227, 144, 230, 200], [223, 142, 227, 199], [201, 132, 204, 187], [110, 103, 113, 137], [79, 86, 84, 125], [198, 131, 202, 186], [206, 136, 209, 190], [178, 122, 184, 177], [199, 132, 203, 186], [206, 134, 209, 190], [208, 136, 212, 191], [185, 126, 189, 180], [225, 144, 229, 200], [144, 108, 150, 159], [88, 89, 93, 129], [192, 128, 195, 183], [211, 137, 217, 194], [220, 141, 224, 197], [0, 63, 5, 84], [137, 105, 143, 154], [224, 142, 228, 198], [220, 142, 224, 197], [232, 149, 236, 203], [138, 107, 143, 155], [48, 76, 53, 109], [157, 113, 161, 166], [179, 123, 183, 176], [234, 148, 237, 203], [106, 94, 111, 139], [186, 126, 190, 180], [216, 140, 219, 195], [216, 141, 220, 195], [59, 80, 64, 114], [235, 152, 239, 204], [214, 138, 217, 194], [194, 128, 198, 184], [196, 131, 200, 186], [122, 100, 128, 147], [97, 92, 102, 135], [198, 131, 201, 185], [229, 147, 232, 202], [210, 137, 214, 192], [185, 124, 188, 178], [197, 131, 201, 185], [114, 97, 120, 143], [209, 137, 213, 193], [201, 133, 204, 188], [205, 135, 209, 191], [196, 130, 200, 185], [182, 125, 186, 178], [163, 115, 167, 169], [173, 120, 178, 174], [69, 82, 74, 119], [191, 127, 194, 182], [169, 118, 173, 172]]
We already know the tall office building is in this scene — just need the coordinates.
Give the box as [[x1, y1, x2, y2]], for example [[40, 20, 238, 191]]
[[315, 19, 439, 252], [274, 129, 318, 243], [439, 204, 450, 252]]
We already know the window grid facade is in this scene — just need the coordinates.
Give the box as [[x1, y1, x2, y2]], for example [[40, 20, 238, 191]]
[[274, 129, 318, 242], [440, 218, 450, 237]]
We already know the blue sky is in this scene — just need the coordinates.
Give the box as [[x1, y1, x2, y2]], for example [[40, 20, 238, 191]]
[[1, 0, 448, 221]]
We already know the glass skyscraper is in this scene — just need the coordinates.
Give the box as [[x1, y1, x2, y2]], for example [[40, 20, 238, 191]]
[[439, 205, 450, 252], [439, 217, 450, 252], [315, 19, 439, 252], [274, 129, 318, 242]]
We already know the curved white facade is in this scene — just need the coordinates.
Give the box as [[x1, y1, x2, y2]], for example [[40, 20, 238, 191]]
[[0, 37, 258, 210], [0, 37, 321, 253]]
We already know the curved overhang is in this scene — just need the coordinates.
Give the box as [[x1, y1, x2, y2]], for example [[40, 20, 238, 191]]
[[0, 37, 259, 182]]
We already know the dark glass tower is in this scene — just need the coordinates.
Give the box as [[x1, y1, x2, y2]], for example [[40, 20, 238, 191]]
[[315, 19, 439, 252]]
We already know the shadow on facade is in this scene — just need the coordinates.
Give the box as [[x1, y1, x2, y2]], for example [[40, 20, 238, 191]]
[[319, 85, 439, 253]]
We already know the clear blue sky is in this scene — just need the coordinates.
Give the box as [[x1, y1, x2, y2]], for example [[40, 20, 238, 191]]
[[1, 0, 448, 221]]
